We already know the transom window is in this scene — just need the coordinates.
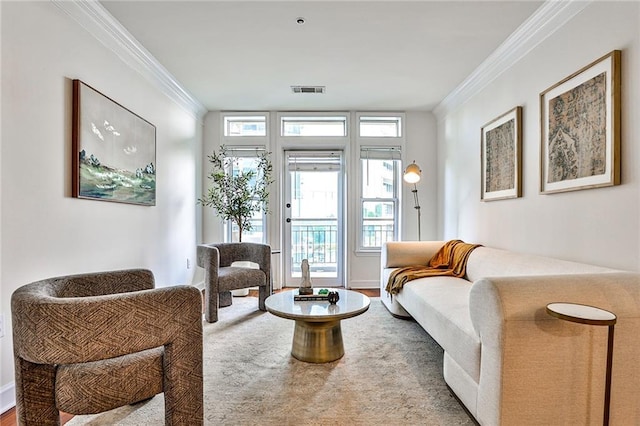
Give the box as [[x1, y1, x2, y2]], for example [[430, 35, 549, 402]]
[[224, 115, 267, 137], [280, 116, 347, 137], [359, 116, 402, 137]]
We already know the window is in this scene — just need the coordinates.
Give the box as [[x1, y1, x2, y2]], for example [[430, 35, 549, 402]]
[[360, 147, 401, 250], [359, 116, 402, 137], [223, 115, 266, 137], [223, 147, 268, 243], [281, 116, 347, 137]]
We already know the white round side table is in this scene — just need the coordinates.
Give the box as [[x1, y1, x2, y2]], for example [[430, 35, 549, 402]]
[[546, 302, 617, 426]]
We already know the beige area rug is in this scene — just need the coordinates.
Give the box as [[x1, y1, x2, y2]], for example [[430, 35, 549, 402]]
[[67, 296, 475, 425]]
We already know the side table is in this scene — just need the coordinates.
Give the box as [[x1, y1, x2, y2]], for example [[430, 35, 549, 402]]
[[546, 302, 617, 426]]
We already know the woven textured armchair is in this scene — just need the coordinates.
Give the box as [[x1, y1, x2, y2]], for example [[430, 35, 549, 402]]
[[11, 269, 203, 426], [197, 243, 271, 323]]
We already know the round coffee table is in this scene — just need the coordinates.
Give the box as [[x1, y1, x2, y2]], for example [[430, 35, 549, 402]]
[[265, 289, 370, 363]]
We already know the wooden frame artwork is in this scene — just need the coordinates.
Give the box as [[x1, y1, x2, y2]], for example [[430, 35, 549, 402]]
[[540, 50, 621, 194], [481, 106, 523, 201], [73, 80, 156, 206]]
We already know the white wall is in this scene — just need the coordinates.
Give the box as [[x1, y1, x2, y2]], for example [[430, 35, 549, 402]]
[[403, 111, 438, 242], [0, 0, 202, 397], [437, 1, 640, 270], [201, 112, 224, 243]]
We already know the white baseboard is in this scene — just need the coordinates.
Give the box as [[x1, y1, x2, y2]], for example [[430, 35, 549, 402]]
[[0, 381, 15, 414], [347, 280, 379, 290]]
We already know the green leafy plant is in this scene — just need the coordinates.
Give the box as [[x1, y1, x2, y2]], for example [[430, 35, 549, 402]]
[[199, 146, 273, 242]]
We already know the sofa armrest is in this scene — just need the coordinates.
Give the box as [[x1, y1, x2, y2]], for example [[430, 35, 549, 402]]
[[381, 241, 445, 269], [469, 272, 640, 426]]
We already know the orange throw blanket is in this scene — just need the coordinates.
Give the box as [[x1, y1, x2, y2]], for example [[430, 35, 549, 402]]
[[385, 240, 482, 295]]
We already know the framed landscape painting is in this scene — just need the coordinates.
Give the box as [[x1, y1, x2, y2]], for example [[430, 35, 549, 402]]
[[72, 80, 156, 206], [481, 106, 522, 201], [540, 50, 621, 194]]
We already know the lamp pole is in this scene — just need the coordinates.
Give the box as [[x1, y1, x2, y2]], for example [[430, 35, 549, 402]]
[[403, 161, 422, 241], [412, 183, 421, 241]]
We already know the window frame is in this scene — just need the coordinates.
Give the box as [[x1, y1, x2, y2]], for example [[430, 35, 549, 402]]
[[278, 112, 350, 139], [357, 113, 403, 138], [358, 147, 402, 252], [219, 145, 269, 244], [221, 112, 270, 142]]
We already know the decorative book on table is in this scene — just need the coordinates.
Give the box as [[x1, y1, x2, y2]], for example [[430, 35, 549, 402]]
[[294, 289, 330, 301]]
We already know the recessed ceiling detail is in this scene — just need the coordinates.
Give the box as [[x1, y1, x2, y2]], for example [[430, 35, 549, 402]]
[[291, 86, 326, 94]]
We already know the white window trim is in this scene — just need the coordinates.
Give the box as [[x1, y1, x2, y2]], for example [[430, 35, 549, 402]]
[[277, 111, 350, 141], [216, 104, 271, 243], [355, 113, 406, 253], [221, 111, 270, 144], [222, 152, 269, 244], [356, 112, 405, 140], [357, 147, 401, 252]]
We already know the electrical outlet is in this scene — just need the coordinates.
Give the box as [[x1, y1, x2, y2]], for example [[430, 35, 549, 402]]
[[0, 313, 5, 338]]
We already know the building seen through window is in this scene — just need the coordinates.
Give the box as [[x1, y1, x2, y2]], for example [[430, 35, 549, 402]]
[[361, 155, 400, 249], [226, 155, 266, 243]]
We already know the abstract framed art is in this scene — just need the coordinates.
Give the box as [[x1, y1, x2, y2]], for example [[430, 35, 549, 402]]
[[481, 106, 522, 201], [72, 80, 156, 206], [540, 50, 621, 194]]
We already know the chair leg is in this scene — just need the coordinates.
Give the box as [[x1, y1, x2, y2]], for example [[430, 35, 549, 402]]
[[219, 291, 233, 307], [258, 285, 269, 311], [15, 358, 58, 426], [204, 287, 218, 323], [163, 325, 203, 425]]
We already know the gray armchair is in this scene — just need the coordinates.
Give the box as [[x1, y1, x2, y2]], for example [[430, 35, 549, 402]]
[[11, 269, 203, 426], [197, 243, 271, 323]]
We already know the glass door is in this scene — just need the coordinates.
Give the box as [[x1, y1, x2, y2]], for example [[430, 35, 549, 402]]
[[284, 150, 344, 287]]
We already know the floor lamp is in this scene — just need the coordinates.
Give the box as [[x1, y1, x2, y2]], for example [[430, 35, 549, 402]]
[[404, 161, 421, 241]]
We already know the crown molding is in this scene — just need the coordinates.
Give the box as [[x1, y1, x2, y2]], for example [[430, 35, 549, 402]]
[[433, 0, 592, 120], [51, 0, 207, 121]]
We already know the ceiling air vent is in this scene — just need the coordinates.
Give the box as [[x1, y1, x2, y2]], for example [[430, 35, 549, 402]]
[[291, 86, 326, 94]]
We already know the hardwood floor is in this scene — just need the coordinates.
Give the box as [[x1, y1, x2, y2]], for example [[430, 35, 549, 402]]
[[350, 288, 380, 297], [0, 410, 73, 426], [1, 287, 380, 424]]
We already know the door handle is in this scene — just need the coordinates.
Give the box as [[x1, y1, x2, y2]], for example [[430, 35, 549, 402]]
[[286, 218, 291, 223]]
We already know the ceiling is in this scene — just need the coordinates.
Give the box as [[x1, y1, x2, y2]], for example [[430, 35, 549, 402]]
[[100, 1, 543, 112]]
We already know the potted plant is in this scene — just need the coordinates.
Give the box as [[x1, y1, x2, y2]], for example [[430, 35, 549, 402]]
[[199, 146, 273, 242]]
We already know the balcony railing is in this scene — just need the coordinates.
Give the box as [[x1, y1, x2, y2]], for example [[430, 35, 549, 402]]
[[362, 220, 395, 248], [289, 219, 395, 275], [291, 220, 337, 273]]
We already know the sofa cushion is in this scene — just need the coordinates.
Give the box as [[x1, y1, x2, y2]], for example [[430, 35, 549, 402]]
[[466, 247, 616, 283], [396, 276, 480, 382]]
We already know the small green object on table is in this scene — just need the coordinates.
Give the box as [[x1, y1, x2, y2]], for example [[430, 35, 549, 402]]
[[318, 289, 329, 295]]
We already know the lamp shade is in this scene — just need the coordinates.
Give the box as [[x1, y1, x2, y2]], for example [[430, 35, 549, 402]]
[[403, 162, 421, 184]]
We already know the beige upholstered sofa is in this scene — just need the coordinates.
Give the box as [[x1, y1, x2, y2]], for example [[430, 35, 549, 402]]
[[380, 241, 640, 425]]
